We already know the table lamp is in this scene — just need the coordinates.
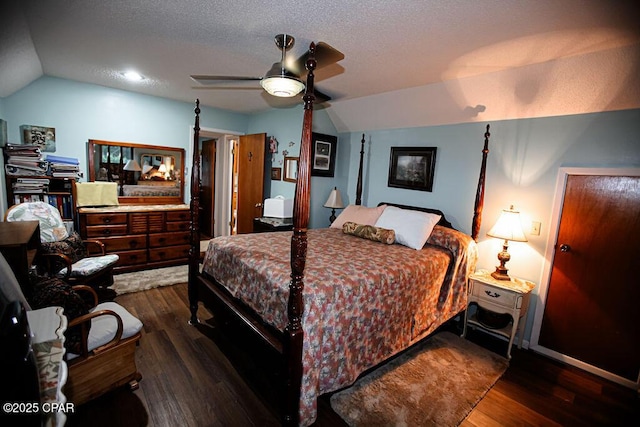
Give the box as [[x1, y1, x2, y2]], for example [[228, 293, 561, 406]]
[[323, 187, 344, 224], [486, 205, 527, 280]]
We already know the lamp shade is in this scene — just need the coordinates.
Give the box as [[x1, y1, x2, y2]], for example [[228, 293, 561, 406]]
[[123, 159, 141, 171], [157, 164, 167, 173], [324, 187, 344, 209], [487, 205, 527, 242]]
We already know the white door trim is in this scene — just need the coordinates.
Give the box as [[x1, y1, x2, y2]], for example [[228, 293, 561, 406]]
[[529, 167, 640, 390]]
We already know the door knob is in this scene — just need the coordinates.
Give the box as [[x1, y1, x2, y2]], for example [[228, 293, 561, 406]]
[[255, 203, 263, 208], [560, 244, 571, 252]]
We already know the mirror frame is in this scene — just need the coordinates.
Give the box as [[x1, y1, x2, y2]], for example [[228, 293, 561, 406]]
[[283, 156, 299, 183], [88, 139, 185, 205]]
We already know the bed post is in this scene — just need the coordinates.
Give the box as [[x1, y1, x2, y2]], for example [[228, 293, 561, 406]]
[[188, 99, 201, 325], [284, 43, 317, 427], [471, 124, 490, 241], [355, 133, 365, 206]]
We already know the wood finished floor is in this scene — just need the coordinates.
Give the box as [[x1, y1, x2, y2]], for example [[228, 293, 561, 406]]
[[66, 283, 638, 426]]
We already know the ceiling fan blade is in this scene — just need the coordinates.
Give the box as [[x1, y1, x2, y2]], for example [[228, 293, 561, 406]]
[[290, 42, 345, 77], [313, 87, 332, 103], [191, 75, 262, 85]]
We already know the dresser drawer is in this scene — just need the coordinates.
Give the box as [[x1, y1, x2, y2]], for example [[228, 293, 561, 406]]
[[166, 221, 189, 232], [84, 213, 127, 225], [148, 231, 190, 248], [115, 249, 148, 266], [471, 280, 518, 308], [166, 210, 189, 222], [98, 235, 147, 252], [149, 245, 190, 262], [85, 224, 128, 238]]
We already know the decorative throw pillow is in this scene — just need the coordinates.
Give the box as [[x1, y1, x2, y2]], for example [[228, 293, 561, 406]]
[[40, 232, 86, 263], [30, 278, 90, 354], [342, 222, 395, 244], [330, 204, 387, 229], [374, 206, 441, 250]]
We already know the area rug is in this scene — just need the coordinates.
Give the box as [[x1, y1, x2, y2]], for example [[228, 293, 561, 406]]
[[330, 331, 508, 426], [112, 265, 188, 295]]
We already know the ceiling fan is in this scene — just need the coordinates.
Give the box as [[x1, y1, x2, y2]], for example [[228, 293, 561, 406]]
[[190, 34, 344, 102]]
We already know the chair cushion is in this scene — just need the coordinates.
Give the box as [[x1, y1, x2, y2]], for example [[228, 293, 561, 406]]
[[66, 302, 143, 360], [6, 202, 68, 243], [29, 278, 90, 354], [57, 254, 120, 277]]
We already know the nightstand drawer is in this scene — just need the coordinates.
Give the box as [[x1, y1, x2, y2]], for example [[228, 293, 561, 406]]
[[471, 280, 518, 308]]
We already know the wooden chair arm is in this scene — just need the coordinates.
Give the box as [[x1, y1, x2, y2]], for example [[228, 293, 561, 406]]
[[67, 309, 124, 359], [83, 239, 107, 256], [71, 285, 99, 307], [39, 253, 73, 279]]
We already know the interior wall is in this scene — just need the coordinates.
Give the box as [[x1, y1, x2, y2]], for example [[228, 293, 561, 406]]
[[341, 108, 640, 344], [0, 75, 250, 216]]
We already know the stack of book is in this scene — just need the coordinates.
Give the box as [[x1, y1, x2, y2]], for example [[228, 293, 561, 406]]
[[46, 154, 82, 178], [4, 143, 47, 176], [11, 177, 50, 194]]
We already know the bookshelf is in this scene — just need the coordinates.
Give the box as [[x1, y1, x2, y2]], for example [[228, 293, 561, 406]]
[[4, 175, 77, 224]]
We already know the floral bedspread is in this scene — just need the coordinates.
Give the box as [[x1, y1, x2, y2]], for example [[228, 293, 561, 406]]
[[202, 226, 477, 426]]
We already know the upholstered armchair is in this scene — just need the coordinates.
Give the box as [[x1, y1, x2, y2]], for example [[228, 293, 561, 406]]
[[0, 252, 143, 407], [5, 202, 119, 299]]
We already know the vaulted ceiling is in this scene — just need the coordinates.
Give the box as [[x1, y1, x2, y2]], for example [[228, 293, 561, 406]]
[[2, 0, 639, 124]]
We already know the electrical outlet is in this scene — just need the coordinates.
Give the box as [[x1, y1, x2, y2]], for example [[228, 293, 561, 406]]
[[531, 221, 541, 236]]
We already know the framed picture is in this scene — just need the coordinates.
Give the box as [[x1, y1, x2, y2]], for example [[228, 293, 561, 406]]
[[388, 147, 437, 192], [311, 132, 337, 177], [20, 125, 56, 152], [271, 167, 282, 181]]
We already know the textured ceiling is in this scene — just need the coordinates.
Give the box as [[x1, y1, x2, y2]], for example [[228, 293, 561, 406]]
[[1, 0, 639, 114]]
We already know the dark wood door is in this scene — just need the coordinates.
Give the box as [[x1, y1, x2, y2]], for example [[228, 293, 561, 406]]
[[236, 133, 266, 234], [539, 174, 640, 381], [200, 139, 216, 238]]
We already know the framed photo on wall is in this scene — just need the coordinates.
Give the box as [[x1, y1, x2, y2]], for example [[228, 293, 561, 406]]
[[271, 167, 282, 180], [311, 132, 337, 177], [388, 147, 437, 191]]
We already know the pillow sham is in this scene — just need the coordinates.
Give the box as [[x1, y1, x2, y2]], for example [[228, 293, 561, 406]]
[[374, 205, 441, 250], [330, 204, 387, 229], [342, 221, 395, 244]]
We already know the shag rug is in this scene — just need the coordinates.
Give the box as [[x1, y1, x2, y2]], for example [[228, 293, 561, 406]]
[[330, 331, 508, 426], [112, 265, 188, 295]]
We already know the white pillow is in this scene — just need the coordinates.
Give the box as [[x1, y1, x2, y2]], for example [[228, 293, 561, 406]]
[[374, 206, 441, 250], [330, 204, 387, 229]]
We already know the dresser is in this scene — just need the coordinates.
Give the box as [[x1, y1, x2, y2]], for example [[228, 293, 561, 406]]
[[77, 204, 190, 273]]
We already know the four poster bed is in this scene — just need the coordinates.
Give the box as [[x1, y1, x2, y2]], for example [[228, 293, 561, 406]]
[[187, 43, 491, 426]]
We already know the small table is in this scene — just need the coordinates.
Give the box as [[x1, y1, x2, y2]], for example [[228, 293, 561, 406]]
[[0, 220, 40, 289], [253, 217, 294, 233], [462, 271, 535, 359]]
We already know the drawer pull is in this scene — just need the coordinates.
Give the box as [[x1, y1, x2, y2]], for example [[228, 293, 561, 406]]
[[130, 241, 138, 248], [104, 229, 111, 235], [158, 238, 166, 244], [104, 218, 111, 223], [485, 290, 500, 298]]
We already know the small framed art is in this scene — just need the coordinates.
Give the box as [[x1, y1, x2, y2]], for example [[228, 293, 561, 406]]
[[388, 147, 437, 192], [311, 132, 337, 177], [271, 167, 282, 180]]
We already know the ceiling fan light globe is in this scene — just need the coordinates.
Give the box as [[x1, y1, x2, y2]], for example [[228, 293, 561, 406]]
[[261, 76, 305, 97]]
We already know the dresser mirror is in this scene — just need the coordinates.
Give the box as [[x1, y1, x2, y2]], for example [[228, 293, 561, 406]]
[[87, 139, 185, 205]]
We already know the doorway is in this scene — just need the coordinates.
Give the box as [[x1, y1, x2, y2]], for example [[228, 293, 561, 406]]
[[530, 167, 640, 390]]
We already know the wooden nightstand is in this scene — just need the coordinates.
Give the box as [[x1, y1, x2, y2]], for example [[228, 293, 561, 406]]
[[462, 271, 535, 359]]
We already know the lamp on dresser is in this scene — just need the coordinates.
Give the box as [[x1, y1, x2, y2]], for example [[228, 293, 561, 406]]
[[487, 205, 527, 280], [120, 159, 142, 195], [324, 187, 344, 224]]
